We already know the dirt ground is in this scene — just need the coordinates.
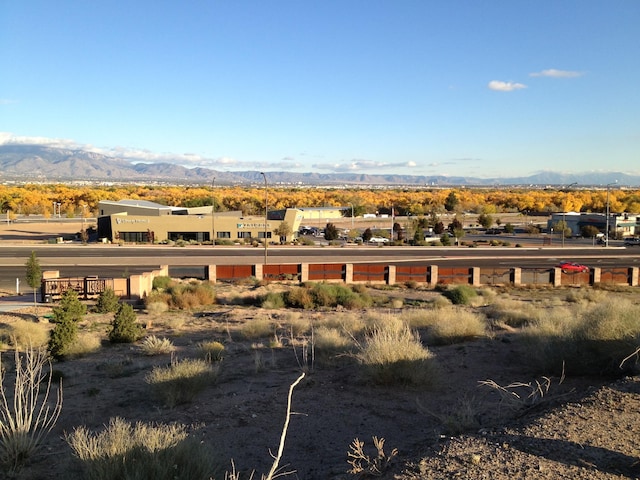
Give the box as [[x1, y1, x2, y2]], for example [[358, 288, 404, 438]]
[[0, 284, 638, 480]]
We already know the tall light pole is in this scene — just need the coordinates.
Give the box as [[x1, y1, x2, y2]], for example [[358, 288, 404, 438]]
[[260, 172, 268, 265], [561, 182, 577, 248], [211, 177, 216, 247], [605, 181, 617, 247]]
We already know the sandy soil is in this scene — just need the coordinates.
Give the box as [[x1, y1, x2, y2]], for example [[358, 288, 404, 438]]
[[0, 284, 638, 480]]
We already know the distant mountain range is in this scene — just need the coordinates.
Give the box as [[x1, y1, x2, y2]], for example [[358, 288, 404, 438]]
[[1, 144, 638, 187]]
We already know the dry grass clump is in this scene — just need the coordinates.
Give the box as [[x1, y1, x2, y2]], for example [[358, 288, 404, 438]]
[[564, 288, 608, 304], [522, 298, 640, 376], [145, 358, 218, 407], [65, 331, 103, 358], [316, 311, 366, 335], [196, 340, 225, 361], [140, 335, 175, 356], [0, 320, 50, 349], [431, 295, 452, 309], [356, 323, 438, 386], [282, 313, 311, 337], [485, 298, 536, 328], [66, 417, 216, 480], [146, 300, 170, 315], [314, 326, 353, 353], [401, 307, 486, 345], [239, 317, 274, 340]]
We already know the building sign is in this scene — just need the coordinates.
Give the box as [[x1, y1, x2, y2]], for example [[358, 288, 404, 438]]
[[116, 218, 150, 224], [237, 223, 270, 229]]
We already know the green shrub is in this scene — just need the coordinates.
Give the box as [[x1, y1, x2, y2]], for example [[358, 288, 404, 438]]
[[285, 286, 315, 309], [356, 323, 438, 386], [152, 276, 174, 291], [146, 358, 218, 407], [52, 289, 86, 323], [95, 288, 120, 313], [108, 303, 143, 343], [442, 285, 478, 305], [65, 417, 216, 480], [261, 291, 286, 309]]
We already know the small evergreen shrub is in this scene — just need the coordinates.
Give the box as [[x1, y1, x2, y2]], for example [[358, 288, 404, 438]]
[[95, 288, 120, 313], [52, 289, 86, 323], [108, 303, 143, 343], [48, 318, 78, 359], [152, 276, 174, 291], [442, 285, 478, 305]]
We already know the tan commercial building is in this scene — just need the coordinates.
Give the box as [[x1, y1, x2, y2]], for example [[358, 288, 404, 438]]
[[97, 200, 303, 244]]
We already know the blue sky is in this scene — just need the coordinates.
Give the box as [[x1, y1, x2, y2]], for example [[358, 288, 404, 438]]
[[1, 1, 639, 178]]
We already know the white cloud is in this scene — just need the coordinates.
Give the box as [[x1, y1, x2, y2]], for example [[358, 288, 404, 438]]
[[313, 159, 417, 173], [488, 80, 527, 92], [530, 69, 584, 78]]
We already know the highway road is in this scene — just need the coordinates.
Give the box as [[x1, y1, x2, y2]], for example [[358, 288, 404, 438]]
[[1, 242, 639, 293]]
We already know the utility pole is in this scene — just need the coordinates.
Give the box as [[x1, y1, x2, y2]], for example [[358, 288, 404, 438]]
[[211, 177, 216, 246], [260, 172, 268, 265]]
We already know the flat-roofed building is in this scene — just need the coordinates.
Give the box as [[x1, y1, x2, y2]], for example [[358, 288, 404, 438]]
[[97, 200, 303, 244]]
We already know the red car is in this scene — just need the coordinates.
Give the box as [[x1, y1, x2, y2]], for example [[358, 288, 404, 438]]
[[557, 262, 589, 273]]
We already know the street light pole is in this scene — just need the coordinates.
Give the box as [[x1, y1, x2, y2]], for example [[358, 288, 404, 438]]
[[260, 172, 268, 265], [605, 181, 617, 247], [349, 203, 354, 229], [211, 177, 216, 247]]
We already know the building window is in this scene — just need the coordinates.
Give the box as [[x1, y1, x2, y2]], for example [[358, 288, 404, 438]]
[[120, 232, 147, 243], [237, 232, 252, 239], [216, 231, 231, 239], [257, 231, 272, 239], [169, 232, 209, 242]]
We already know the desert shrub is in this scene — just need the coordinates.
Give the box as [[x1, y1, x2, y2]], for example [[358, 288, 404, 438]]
[[239, 317, 273, 339], [283, 313, 311, 336], [356, 323, 438, 386], [65, 332, 102, 358], [140, 336, 175, 355], [94, 288, 120, 314], [167, 282, 216, 310], [48, 317, 78, 359], [431, 295, 452, 309], [522, 299, 640, 376], [66, 417, 216, 480], [146, 358, 218, 407], [196, 341, 225, 361], [285, 286, 315, 309], [442, 285, 478, 305], [108, 303, 143, 343], [152, 276, 174, 290], [0, 347, 63, 474], [261, 291, 286, 309], [52, 289, 86, 323], [0, 320, 49, 349]]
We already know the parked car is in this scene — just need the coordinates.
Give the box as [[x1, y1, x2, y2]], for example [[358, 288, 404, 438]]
[[485, 228, 502, 235], [557, 262, 589, 273], [368, 236, 389, 244], [624, 238, 640, 246]]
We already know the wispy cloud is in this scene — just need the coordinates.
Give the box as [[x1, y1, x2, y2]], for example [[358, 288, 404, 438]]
[[312, 159, 416, 173], [530, 68, 584, 78], [488, 80, 527, 92]]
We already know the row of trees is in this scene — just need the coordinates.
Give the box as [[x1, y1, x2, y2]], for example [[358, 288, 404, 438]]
[[3, 184, 640, 219]]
